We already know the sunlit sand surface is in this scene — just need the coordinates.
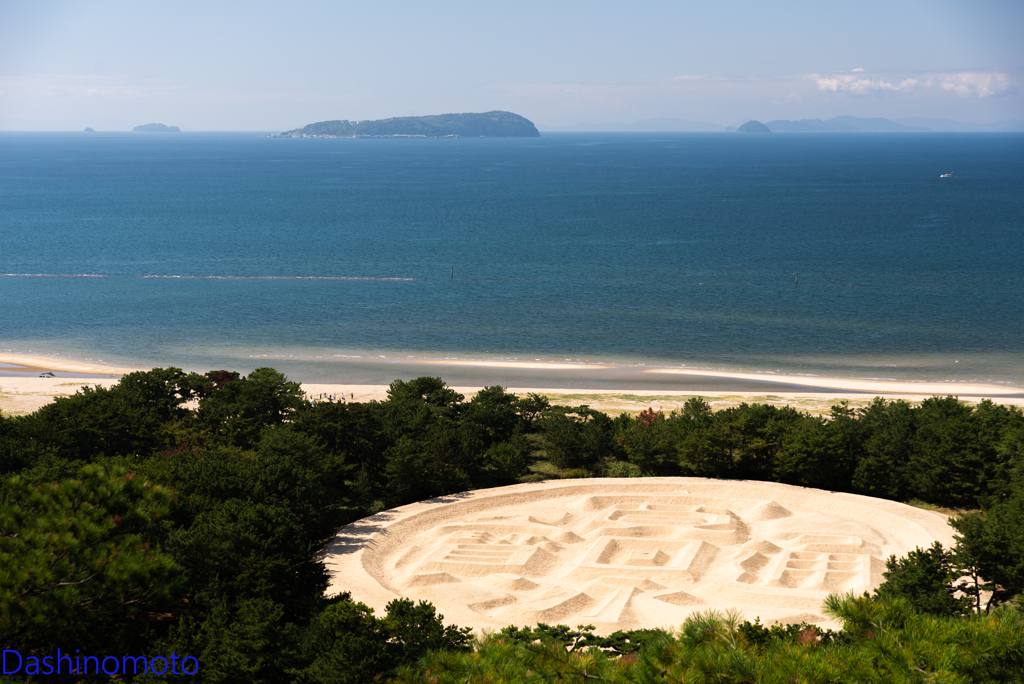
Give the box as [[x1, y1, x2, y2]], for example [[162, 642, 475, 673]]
[[0, 353, 143, 375], [646, 368, 1021, 397], [3, 353, 1022, 416], [325, 478, 955, 634]]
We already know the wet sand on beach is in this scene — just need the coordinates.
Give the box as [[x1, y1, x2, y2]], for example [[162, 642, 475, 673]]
[[3, 353, 1022, 417], [0, 353, 144, 376]]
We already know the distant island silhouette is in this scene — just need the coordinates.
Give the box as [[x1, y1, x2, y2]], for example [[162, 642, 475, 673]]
[[133, 123, 180, 133], [278, 111, 540, 138], [764, 116, 926, 133], [737, 120, 771, 133], [538, 115, 1024, 133], [761, 116, 1024, 133]]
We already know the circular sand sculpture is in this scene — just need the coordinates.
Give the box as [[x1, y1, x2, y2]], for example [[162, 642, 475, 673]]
[[324, 478, 955, 633]]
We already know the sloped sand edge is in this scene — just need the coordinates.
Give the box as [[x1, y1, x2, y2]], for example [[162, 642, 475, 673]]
[[324, 478, 954, 634]]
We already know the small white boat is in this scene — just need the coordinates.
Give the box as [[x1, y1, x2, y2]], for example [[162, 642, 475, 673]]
[[940, 173, 953, 178]]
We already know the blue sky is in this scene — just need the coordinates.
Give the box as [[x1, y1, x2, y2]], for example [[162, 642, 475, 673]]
[[1, 0, 1021, 130]]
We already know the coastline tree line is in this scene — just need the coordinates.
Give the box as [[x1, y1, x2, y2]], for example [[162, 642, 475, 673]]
[[1, 368, 1022, 682]]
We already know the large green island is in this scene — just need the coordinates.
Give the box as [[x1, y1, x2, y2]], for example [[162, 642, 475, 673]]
[[279, 110, 540, 138]]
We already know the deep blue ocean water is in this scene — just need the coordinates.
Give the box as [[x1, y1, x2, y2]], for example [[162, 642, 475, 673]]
[[1, 131, 1022, 387]]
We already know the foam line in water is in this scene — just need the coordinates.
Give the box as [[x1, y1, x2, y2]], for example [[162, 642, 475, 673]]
[[139, 275, 420, 281], [0, 273, 107, 278]]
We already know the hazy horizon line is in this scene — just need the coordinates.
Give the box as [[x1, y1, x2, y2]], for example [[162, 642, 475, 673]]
[[3, 112, 1023, 134]]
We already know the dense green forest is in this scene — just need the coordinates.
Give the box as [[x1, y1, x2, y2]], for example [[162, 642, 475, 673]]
[[283, 111, 540, 138], [2, 368, 1023, 682]]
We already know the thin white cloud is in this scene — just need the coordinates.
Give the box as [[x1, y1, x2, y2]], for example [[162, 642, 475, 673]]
[[938, 72, 1012, 98], [0, 73, 355, 107], [812, 72, 901, 94], [0, 74, 179, 99], [490, 68, 1020, 124], [810, 69, 1014, 98]]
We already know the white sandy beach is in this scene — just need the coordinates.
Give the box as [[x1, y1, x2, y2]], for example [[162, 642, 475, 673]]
[[419, 359, 613, 370], [645, 368, 1023, 397], [0, 353, 145, 376], [0, 354, 143, 414], [2, 353, 1022, 417], [0, 353, 991, 635]]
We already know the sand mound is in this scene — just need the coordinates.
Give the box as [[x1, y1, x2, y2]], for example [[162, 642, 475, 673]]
[[324, 478, 955, 634], [745, 500, 792, 521]]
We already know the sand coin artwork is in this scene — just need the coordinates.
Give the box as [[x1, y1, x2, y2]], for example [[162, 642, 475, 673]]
[[325, 478, 955, 633]]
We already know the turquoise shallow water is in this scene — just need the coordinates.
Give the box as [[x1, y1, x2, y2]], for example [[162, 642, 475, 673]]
[[1, 131, 1022, 387]]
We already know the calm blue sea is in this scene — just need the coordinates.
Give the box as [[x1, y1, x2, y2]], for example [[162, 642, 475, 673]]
[[1, 131, 1022, 388]]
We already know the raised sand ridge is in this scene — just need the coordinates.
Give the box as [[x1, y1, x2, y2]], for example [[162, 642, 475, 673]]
[[325, 478, 955, 633]]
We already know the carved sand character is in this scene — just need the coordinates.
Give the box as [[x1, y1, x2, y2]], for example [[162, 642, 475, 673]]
[[325, 479, 954, 634]]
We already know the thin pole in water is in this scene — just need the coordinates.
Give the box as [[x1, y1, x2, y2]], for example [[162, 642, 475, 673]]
[[451, 267, 454, 279], [795, 273, 798, 286]]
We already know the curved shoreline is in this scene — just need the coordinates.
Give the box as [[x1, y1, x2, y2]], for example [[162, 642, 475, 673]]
[[4, 350, 1022, 396], [642, 368, 1022, 397], [3, 352, 1023, 417], [0, 353, 146, 376]]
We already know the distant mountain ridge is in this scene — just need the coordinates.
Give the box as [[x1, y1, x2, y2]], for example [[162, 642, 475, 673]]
[[537, 115, 1024, 133], [537, 118, 726, 132], [765, 116, 929, 133], [764, 116, 1024, 133], [282, 111, 539, 138], [895, 117, 1024, 132], [133, 123, 180, 133]]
